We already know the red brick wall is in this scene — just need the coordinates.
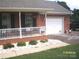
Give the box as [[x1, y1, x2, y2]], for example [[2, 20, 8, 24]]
[[0, 35, 48, 45], [64, 16, 70, 33], [36, 14, 45, 27]]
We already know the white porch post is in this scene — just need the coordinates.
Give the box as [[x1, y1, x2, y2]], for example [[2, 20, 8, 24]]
[[19, 12, 22, 38], [45, 12, 47, 35]]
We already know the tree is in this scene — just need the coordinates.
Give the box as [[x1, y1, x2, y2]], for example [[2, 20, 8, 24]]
[[70, 9, 79, 31], [71, 9, 79, 21]]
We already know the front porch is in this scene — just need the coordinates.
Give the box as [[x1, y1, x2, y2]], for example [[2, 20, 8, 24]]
[[0, 27, 45, 39], [0, 12, 46, 39]]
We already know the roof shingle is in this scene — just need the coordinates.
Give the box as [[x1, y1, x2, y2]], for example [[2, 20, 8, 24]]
[[0, 0, 71, 14]]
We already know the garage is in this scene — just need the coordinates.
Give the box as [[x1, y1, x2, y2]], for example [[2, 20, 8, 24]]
[[46, 16, 64, 34]]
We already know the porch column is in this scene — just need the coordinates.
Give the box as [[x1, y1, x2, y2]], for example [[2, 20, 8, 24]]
[[19, 12, 22, 38], [45, 12, 47, 35]]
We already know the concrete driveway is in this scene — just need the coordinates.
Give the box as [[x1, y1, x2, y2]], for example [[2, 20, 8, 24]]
[[48, 31, 79, 44]]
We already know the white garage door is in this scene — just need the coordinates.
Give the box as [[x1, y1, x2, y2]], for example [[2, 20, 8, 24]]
[[46, 16, 64, 34]]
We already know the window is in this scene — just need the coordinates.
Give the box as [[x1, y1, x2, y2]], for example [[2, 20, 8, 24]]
[[2, 13, 11, 28], [25, 15, 34, 27]]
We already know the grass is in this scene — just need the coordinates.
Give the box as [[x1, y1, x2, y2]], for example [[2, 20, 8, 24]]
[[7, 44, 79, 59]]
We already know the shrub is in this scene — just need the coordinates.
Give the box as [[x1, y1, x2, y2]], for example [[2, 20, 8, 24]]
[[3, 43, 14, 49], [40, 40, 48, 43], [29, 40, 38, 45], [17, 42, 26, 46]]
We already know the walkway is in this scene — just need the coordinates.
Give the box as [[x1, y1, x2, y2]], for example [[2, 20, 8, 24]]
[[0, 39, 69, 59]]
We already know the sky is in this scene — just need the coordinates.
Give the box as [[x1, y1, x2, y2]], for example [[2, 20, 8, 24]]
[[48, 0, 79, 10]]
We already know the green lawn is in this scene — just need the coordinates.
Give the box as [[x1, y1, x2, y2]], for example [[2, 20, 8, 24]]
[[7, 44, 79, 59]]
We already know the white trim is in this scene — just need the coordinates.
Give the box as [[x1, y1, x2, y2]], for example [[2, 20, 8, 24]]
[[0, 7, 54, 10], [62, 17, 64, 34], [46, 11, 72, 15], [0, 8, 54, 13]]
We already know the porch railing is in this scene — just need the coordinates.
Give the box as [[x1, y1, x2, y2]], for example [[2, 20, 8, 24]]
[[0, 26, 45, 39]]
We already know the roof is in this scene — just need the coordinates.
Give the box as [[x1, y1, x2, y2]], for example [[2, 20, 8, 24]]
[[0, 0, 72, 14]]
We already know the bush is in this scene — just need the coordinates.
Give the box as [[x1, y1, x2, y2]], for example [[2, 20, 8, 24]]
[[17, 42, 26, 46], [40, 40, 48, 43], [29, 40, 38, 45], [3, 43, 14, 49]]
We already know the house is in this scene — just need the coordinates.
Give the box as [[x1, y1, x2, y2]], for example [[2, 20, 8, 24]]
[[0, 0, 71, 45]]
